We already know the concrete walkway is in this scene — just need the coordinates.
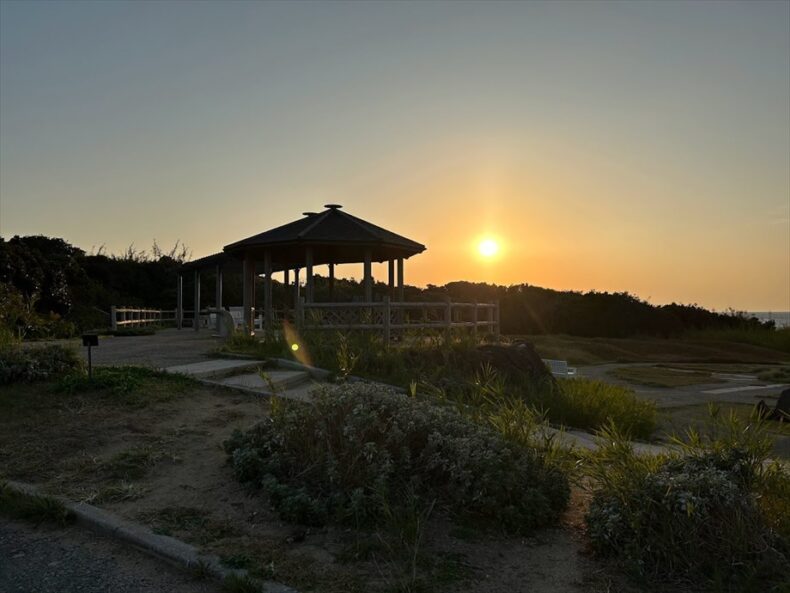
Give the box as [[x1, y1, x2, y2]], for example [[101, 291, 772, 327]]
[[576, 363, 788, 409], [164, 358, 323, 401], [69, 329, 222, 368]]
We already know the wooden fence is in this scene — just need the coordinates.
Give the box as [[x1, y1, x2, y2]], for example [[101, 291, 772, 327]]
[[111, 299, 500, 341], [110, 306, 178, 330], [295, 297, 499, 342]]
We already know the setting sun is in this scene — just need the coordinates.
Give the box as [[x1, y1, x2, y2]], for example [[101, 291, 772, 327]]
[[478, 238, 499, 258]]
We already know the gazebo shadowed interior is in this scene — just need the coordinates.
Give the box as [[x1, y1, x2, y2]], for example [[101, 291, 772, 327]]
[[173, 205, 499, 341]]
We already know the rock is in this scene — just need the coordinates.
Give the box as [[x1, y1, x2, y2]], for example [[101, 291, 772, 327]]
[[470, 342, 554, 383], [774, 388, 790, 421], [755, 388, 790, 422]]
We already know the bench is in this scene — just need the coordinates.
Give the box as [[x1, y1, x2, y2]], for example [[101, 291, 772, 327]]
[[542, 358, 577, 377]]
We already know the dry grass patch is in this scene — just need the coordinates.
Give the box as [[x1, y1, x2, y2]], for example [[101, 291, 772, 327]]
[[524, 334, 790, 366], [608, 365, 724, 388]]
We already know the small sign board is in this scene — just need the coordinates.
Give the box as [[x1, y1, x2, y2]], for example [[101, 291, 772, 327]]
[[82, 334, 99, 347]]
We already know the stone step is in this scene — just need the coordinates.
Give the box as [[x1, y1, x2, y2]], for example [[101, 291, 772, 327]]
[[164, 359, 264, 379], [218, 370, 311, 394]]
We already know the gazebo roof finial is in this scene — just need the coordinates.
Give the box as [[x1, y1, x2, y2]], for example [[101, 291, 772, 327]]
[[324, 203, 343, 209]]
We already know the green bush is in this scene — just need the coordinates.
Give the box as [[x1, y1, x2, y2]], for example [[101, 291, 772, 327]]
[[0, 343, 83, 384], [224, 383, 569, 533], [530, 378, 657, 440], [585, 414, 789, 591]]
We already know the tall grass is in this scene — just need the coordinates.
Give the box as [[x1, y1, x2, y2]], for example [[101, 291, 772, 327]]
[[530, 378, 657, 441], [222, 331, 658, 439], [585, 409, 790, 592]]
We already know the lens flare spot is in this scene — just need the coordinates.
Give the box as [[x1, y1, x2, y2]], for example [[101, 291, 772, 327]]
[[291, 343, 299, 352]]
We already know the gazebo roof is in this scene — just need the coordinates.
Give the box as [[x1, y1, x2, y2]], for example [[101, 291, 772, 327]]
[[222, 205, 425, 266]]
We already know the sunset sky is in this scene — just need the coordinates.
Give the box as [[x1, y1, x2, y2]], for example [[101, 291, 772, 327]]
[[1, 1, 788, 311]]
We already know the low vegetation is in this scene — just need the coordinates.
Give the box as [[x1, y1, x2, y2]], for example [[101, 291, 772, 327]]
[[687, 326, 790, 354], [54, 365, 193, 398], [225, 383, 570, 534], [0, 342, 82, 384], [0, 482, 74, 526], [608, 365, 724, 388], [585, 411, 790, 592], [526, 333, 790, 366], [224, 331, 659, 439], [533, 378, 657, 440]]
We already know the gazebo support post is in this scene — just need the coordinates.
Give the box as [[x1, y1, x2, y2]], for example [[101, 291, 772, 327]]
[[293, 268, 300, 307], [397, 257, 404, 302], [328, 263, 335, 301], [305, 247, 314, 303], [215, 264, 223, 333], [193, 270, 201, 332], [283, 269, 290, 309], [176, 274, 183, 330], [363, 250, 372, 303], [388, 260, 395, 299], [263, 251, 273, 334], [242, 255, 255, 335], [397, 257, 405, 326]]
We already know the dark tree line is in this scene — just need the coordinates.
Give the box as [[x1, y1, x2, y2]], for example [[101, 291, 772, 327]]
[[0, 235, 769, 339]]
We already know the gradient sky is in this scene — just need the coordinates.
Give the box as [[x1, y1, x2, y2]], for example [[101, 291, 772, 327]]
[[1, 1, 788, 311]]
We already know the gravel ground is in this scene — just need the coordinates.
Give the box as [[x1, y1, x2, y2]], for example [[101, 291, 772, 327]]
[[0, 519, 219, 593], [38, 329, 223, 369]]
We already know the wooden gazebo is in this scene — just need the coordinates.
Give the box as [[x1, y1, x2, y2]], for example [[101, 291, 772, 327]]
[[177, 204, 426, 334]]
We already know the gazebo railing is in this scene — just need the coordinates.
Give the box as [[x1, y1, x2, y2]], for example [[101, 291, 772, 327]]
[[295, 298, 499, 341]]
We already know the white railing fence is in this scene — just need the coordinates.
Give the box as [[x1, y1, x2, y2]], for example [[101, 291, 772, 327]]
[[295, 297, 499, 342], [111, 298, 500, 341], [110, 306, 177, 330]]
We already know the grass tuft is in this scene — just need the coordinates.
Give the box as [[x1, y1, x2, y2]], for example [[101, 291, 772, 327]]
[[221, 573, 261, 593], [530, 378, 657, 440], [0, 482, 74, 526]]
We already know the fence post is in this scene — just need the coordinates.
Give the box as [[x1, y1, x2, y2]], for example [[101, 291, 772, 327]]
[[494, 299, 500, 343], [296, 296, 305, 331], [444, 297, 452, 342], [110, 306, 117, 331], [383, 296, 391, 346], [176, 274, 183, 330]]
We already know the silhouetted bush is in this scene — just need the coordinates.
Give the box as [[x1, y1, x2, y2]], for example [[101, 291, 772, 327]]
[[224, 383, 569, 533]]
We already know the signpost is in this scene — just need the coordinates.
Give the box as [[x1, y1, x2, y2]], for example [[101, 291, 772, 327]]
[[82, 334, 98, 380]]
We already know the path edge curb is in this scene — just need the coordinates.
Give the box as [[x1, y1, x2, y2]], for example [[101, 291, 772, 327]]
[[3, 480, 297, 593]]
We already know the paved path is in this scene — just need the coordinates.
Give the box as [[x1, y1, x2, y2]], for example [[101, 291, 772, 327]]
[[576, 363, 788, 409], [0, 519, 219, 593], [63, 329, 222, 368]]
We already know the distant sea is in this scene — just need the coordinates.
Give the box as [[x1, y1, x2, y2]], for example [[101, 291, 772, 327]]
[[750, 311, 790, 329]]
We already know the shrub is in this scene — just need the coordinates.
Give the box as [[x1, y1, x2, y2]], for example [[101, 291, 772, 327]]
[[530, 378, 657, 440], [224, 383, 569, 533], [585, 414, 789, 591], [0, 343, 82, 384]]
